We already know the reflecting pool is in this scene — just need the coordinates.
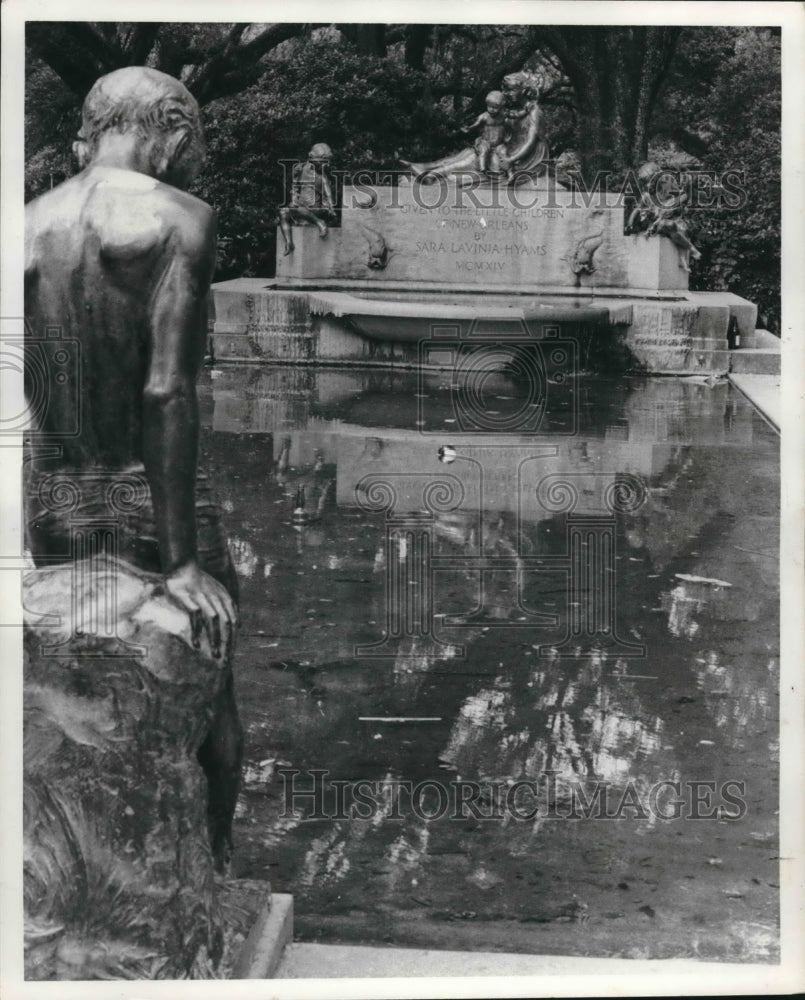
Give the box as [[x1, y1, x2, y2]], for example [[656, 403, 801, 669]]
[[199, 366, 779, 962]]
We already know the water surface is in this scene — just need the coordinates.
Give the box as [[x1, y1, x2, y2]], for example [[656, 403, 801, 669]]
[[199, 367, 779, 962]]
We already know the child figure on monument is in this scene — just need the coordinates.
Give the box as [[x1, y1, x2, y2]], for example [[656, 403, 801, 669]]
[[646, 188, 702, 272], [461, 91, 513, 179], [278, 142, 337, 255], [626, 163, 702, 272]]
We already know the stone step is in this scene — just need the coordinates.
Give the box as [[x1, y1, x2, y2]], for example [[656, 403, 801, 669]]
[[743, 329, 781, 350], [274, 942, 649, 979], [729, 348, 780, 375]]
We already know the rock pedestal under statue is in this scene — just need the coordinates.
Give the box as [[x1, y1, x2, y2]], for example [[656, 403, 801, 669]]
[[22, 559, 264, 980]]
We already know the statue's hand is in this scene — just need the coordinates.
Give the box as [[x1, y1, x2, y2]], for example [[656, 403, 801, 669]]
[[165, 561, 237, 659]]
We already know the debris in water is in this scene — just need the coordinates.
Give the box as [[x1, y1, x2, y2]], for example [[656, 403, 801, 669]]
[[733, 544, 776, 557], [674, 573, 732, 587], [359, 716, 442, 723]]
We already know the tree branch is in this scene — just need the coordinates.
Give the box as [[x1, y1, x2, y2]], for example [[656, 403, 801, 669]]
[[123, 23, 161, 65], [26, 23, 105, 97], [70, 22, 125, 70], [186, 23, 312, 105]]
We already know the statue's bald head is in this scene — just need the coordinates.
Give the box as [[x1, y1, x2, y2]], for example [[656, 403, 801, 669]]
[[76, 67, 205, 188]]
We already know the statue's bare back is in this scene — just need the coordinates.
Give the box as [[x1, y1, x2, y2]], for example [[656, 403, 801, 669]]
[[25, 165, 214, 470]]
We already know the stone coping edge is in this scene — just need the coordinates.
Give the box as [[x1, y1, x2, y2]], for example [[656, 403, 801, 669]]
[[233, 893, 294, 980], [214, 277, 690, 303], [727, 374, 781, 432]]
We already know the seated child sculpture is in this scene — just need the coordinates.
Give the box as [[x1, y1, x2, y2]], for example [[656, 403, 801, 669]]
[[278, 142, 337, 255], [626, 164, 702, 272], [461, 91, 516, 179]]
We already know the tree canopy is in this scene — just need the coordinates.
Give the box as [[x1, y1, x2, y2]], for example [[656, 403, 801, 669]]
[[25, 22, 780, 330]]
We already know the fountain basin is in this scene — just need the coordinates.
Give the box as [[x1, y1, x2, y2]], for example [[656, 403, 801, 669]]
[[209, 278, 754, 374], [306, 289, 634, 341]]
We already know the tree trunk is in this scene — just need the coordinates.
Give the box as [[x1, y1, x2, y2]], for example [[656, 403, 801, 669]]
[[404, 24, 432, 70], [341, 23, 387, 57], [540, 26, 681, 176]]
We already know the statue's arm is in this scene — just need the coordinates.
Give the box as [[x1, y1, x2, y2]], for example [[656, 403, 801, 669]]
[[142, 203, 214, 573], [506, 104, 540, 164], [142, 200, 234, 650], [461, 112, 485, 134], [290, 163, 304, 206], [321, 173, 336, 212]]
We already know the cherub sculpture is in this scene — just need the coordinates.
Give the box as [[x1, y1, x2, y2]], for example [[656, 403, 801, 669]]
[[460, 91, 514, 179], [626, 163, 701, 272]]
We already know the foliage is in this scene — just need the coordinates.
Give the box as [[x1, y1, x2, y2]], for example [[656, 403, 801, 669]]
[[23, 22, 780, 323], [654, 28, 781, 331], [196, 38, 456, 277], [24, 60, 80, 200]]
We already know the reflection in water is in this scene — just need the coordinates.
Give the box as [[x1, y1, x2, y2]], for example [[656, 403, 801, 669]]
[[198, 365, 779, 961], [229, 537, 260, 578], [694, 649, 778, 751], [440, 650, 665, 793]]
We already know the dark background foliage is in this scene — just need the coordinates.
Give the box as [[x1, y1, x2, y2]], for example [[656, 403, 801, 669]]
[[25, 23, 781, 330]]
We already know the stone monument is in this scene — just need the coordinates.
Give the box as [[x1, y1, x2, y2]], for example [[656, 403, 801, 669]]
[[210, 66, 756, 374]]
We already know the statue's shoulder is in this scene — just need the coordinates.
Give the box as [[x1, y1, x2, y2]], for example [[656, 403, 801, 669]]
[[25, 170, 215, 275], [148, 178, 215, 256], [85, 168, 215, 261], [25, 177, 86, 274]]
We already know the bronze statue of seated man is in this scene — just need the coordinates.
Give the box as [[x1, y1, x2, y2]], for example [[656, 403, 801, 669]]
[[24, 66, 242, 871]]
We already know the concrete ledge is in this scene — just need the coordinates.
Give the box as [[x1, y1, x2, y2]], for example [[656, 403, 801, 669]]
[[264, 276, 689, 301], [233, 893, 294, 979], [275, 943, 720, 979], [729, 348, 781, 375], [728, 373, 780, 430], [744, 329, 781, 350]]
